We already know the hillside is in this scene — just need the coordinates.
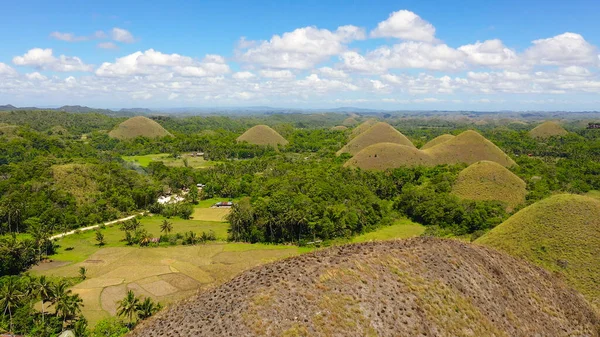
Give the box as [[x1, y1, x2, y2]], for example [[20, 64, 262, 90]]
[[452, 161, 527, 211], [529, 121, 569, 139], [0, 123, 19, 138], [476, 194, 600, 308], [337, 122, 415, 156], [330, 125, 348, 131], [342, 117, 358, 126], [350, 118, 378, 138], [421, 134, 455, 150], [236, 124, 288, 147], [52, 164, 100, 205], [344, 143, 432, 170], [108, 116, 172, 140], [131, 238, 599, 337], [424, 130, 516, 167]]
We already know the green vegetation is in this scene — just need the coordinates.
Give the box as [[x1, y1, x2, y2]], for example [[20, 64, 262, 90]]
[[344, 143, 432, 170], [476, 194, 600, 308], [451, 160, 527, 211], [528, 121, 568, 139], [122, 153, 217, 169], [109, 116, 173, 140], [351, 218, 425, 242], [236, 124, 288, 147], [337, 122, 415, 156]]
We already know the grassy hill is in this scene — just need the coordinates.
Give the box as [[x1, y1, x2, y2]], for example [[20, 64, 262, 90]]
[[130, 238, 599, 337], [344, 143, 432, 170], [52, 164, 100, 205], [0, 123, 19, 138], [108, 116, 172, 140], [236, 125, 288, 147], [350, 118, 378, 138], [476, 194, 600, 309], [424, 130, 516, 167], [421, 134, 455, 150], [330, 125, 348, 131], [337, 122, 415, 156], [342, 117, 358, 126], [529, 121, 568, 139], [452, 161, 527, 211]]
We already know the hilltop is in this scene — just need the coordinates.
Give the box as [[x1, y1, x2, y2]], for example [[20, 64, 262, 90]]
[[108, 116, 173, 140], [337, 122, 415, 156], [452, 161, 527, 211], [330, 125, 348, 131], [424, 130, 516, 167], [342, 117, 358, 126], [476, 194, 600, 308], [344, 143, 432, 170], [350, 118, 378, 138], [131, 238, 599, 337], [421, 134, 455, 150], [529, 121, 569, 139], [236, 124, 288, 147]]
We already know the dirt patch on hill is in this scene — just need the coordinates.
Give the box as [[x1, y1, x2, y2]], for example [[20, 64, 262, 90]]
[[131, 238, 599, 337]]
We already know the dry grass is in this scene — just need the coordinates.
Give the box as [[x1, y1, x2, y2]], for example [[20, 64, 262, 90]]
[[108, 116, 173, 140], [424, 130, 516, 167], [337, 122, 415, 156], [130, 238, 599, 336], [52, 163, 99, 205], [330, 125, 348, 131], [350, 118, 378, 138], [191, 207, 230, 222], [452, 160, 527, 211], [344, 143, 432, 170], [529, 121, 568, 139], [342, 117, 358, 126], [421, 134, 455, 150], [476, 194, 600, 309], [237, 124, 288, 147]]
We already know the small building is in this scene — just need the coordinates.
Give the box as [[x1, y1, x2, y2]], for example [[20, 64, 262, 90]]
[[213, 201, 233, 208]]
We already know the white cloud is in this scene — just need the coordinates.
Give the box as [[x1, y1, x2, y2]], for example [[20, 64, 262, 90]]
[[370, 10, 436, 42], [168, 93, 179, 100], [370, 79, 388, 91], [525, 33, 599, 66], [232, 71, 256, 80], [318, 67, 348, 78], [296, 74, 358, 92], [238, 25, 365, 69], [112, 28, 135, 43], [25, 72, 47, 80], [12, 48, 93, 72], [458, 39, 519, 67], [98, 42, 118, 49], [558, 65, 591, 77], [0, 62, 18, 77], [259, 69, 295, 79], [50, 32, 88, 42]]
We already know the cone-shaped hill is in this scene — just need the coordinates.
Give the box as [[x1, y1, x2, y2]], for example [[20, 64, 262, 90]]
[[424, 130, 516, 167], [108, 116, 172, 140], [330, 125, 348, 131], [344, 143, 432, 170], [337, 122, 415, 156], [421, 134, 455, 150], [452, 161, 526, 211], [528, 121, 568, 139], [236, 125, 288, 147], [350, 118, 378, 138], [130, 238, 599, 337], [342, 117, 358, 126], [476, 194, 600, 308]]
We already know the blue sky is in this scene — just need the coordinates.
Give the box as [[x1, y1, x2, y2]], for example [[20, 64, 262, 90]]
[[1, 0, 600, 110]]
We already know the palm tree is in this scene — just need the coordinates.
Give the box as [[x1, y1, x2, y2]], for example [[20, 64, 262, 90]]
[[117, 290, 140, 327], [79, 267, 87, 280], [0, 276, 23, 334], [95, 230, 105, 246], [160, 219, 173, 236], [34, 275, 53, 325], [136, 297, 162, 320]]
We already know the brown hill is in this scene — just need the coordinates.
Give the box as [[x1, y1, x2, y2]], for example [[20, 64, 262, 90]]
[[476, 194, 600, 309], [350, 118, 378, 138], [529, 121, 568, 139], [452, 161, 526, 211], [108, 116, 172, 140], [424, 130, 516, 167], [236, 125, 288, 147], [131, 238, 599, 337], [421, 134, 455, 150], [337, 122, 415, 156], [342, 117, 358, 126], [330, 125, 348, 131], [344, 143, 432, 170]]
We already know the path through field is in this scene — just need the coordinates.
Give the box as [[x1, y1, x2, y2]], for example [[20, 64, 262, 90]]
[[50, 213, 144, 240]]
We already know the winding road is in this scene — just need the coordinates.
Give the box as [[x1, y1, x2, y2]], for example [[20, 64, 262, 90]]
[[49, 212, 145, 240]]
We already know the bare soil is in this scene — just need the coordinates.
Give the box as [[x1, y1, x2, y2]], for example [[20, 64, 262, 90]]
[[130, 238, 599, 337]]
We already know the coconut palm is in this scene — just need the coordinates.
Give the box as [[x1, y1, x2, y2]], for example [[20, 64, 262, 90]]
[[117, 290, 140, 327], [160, 219, 173, 235], [136, 297, 162, 320], [0, 276, 23, 334], [34, 275, 53, 325], [79, 267, 87, 280], [95, 230, 105, 246]]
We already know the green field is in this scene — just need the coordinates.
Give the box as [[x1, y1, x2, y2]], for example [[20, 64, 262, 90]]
[[352, 218, 425, 243], [122, 153, 219, 169]]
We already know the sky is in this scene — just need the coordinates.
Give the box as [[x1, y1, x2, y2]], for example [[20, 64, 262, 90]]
[[1, 0, 600, 110]]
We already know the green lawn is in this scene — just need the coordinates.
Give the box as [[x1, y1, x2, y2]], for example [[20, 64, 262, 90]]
[[352, 218, 425, 243], [51, 216, 230, 263], [196, 197, 241, 208], [122, 153, 219, 169]]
